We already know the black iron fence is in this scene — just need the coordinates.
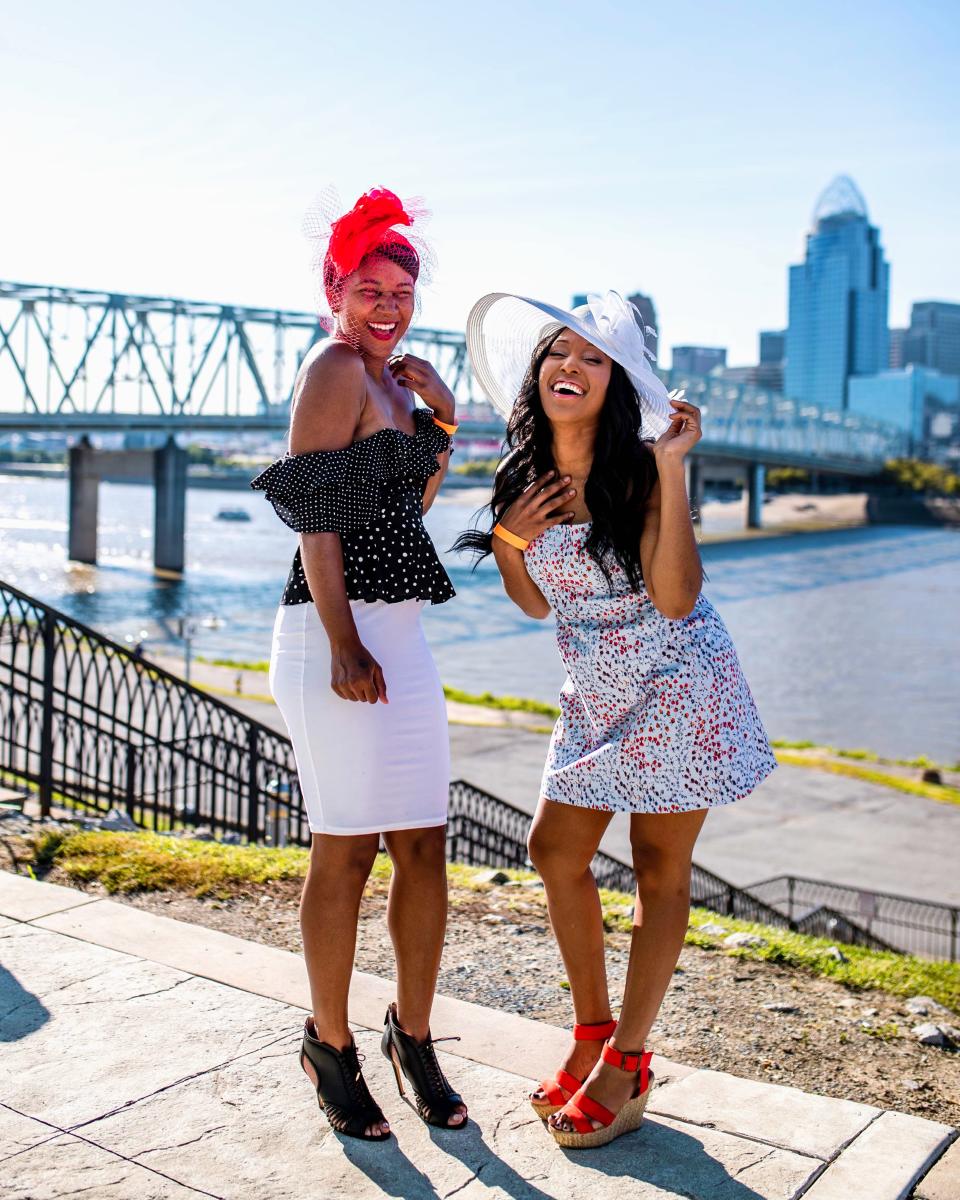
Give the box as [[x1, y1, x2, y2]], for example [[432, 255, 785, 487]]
[[2, 579, 957, 961], [748, 875, 957, 963], [0, 580, 304, 843]]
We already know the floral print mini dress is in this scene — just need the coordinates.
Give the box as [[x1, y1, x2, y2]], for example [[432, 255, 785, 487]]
[[523, 523, 776, 814]]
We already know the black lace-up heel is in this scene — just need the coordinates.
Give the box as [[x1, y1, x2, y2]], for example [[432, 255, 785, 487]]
[[300, 1019, 390, 1141], [381, 1003, 467, 1130]]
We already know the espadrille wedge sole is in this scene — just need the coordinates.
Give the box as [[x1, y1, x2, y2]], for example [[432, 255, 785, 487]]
[[548, 1043, 654, 1150]]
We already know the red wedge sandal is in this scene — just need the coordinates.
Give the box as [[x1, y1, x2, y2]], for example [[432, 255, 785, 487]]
[[548, 1041, 654, 1149], [529, 1019, 618, 1119]]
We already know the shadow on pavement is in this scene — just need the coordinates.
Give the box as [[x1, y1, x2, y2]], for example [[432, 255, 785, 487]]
[[0, 965, 51, 1041]]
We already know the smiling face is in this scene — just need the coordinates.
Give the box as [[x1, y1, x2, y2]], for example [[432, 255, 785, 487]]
[[334, 254, 416, 358], [538, 329, 613, 425]]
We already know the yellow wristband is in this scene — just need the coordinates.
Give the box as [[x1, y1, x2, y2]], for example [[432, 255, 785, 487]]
[[493, 523, 530, 551], [432, 416, 459, 436]]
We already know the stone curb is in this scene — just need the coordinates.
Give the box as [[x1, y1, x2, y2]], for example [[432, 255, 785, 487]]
[[0, 871, 692, 1087]]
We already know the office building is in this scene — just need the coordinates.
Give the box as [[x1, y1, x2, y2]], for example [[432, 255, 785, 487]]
[[785, 175, 890, 411], [672, 346, 727, 375], [848, 366, 959, 452], [889, 327, 908, 369], [902, 301, 960, 377]]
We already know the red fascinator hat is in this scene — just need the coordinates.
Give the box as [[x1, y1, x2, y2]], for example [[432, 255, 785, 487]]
[[303, 186, 434, 321]]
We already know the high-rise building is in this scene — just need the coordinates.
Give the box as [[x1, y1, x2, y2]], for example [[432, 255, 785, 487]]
[[759, 330, 786, 364], [902, 301, 960, 377], [889, 327, 908, 369], [572, 292, 659, 359], [672, 346, 726, 375], [848, 366, 959, 454], [626, 292, 658, 361], [751, 330, 786, 390], [785, 176, 890, 411]]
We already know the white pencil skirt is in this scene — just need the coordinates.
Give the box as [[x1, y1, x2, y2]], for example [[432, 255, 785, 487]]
[[269, 598, 450, 836]]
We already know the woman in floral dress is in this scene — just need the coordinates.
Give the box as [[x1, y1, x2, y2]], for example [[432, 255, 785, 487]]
[[458, 291, 776, 1149]]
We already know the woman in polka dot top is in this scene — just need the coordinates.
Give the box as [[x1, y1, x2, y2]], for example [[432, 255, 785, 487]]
[[458, 291, 776, 1149], [252, 189, 467, 1139]]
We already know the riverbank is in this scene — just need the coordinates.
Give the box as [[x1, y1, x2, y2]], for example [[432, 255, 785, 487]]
[[3, 823, 958, 1127]]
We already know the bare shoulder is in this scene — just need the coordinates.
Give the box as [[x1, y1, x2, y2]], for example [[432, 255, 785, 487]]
[[290, 341, 366, 453]]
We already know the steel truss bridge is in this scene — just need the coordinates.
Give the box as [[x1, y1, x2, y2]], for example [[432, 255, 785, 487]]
[[0, 279, 907, 473]]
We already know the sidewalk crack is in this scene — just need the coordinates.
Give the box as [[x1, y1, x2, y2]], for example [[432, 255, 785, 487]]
[[442, 1163, 486, 1199], [66, 1028, 296, 1132]]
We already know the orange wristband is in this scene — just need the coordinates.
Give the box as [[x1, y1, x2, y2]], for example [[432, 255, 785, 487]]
[[432, 416, 459, 436], [493, 523, 530, 551]]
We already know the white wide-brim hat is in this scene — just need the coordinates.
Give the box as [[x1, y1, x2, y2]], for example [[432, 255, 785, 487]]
[[466, 290, 674, 436]]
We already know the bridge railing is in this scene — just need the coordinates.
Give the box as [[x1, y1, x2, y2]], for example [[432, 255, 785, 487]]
[[0, 279, 908, 466], [665, 370, 909, 465]]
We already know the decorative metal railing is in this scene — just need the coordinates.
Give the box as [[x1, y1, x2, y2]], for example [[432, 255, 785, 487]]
[[0, 580, 303, 842], [1, 579, 955, 959], [747, 875, 958, 963]]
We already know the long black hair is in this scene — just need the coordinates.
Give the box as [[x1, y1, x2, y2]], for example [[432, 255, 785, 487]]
[[454, 329, 659, 591]]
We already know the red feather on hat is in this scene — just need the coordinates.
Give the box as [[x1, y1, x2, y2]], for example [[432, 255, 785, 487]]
[[326, 188, 414, 278]]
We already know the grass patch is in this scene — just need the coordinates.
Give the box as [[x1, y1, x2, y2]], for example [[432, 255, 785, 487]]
[[441, 686, 560, 718], [197, 656, 270, 672], [31, 829, 308, 897], [774, 752, 960, 807]]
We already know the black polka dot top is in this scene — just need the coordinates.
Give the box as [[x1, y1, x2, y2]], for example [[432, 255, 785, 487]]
[[251, 408, 456, 608]]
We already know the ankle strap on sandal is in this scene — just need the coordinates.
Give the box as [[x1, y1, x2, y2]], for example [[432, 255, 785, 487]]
[[602, 1042, 652, 1078], [573, 1020, 618, 1041]]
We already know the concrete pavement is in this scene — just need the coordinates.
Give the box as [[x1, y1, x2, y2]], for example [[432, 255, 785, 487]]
[[0, 872, 955, 1200]]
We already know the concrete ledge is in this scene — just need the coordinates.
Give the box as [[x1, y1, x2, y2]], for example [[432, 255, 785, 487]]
[[20, 881, 692, 1087], [915, 1137, 960, 1200], [0, 871, 100, 922], [647, 1067, 880, 1159], [803, 1111, 956, 1200]]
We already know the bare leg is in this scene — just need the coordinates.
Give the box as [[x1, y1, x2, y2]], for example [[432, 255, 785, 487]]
[[382, 824, 466, 1127], [550, 807, 707, 1132], [300, 831, 388, 1138], [527, 798, 614, 1097]]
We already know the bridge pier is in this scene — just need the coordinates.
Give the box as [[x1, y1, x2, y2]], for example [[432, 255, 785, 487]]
[[747, 463, 766, 529], [153, 438, 187, 573], [65, 437, 188, 574], [68, 436, 99, 564]]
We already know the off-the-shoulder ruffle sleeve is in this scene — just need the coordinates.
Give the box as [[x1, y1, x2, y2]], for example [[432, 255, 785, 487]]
[[249, 444, 383, 534], [250, 408, 450, 535]]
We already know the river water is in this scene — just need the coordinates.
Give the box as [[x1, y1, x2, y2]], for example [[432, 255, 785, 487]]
[[2, 475, 958, 762]]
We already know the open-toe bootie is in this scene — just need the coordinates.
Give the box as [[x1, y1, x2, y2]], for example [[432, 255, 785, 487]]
[[381, 1003, 467, 1130], [530, 1019, 617, 1119], [550, 1041, 654, 1150], [300, 1019, 390, 1141]]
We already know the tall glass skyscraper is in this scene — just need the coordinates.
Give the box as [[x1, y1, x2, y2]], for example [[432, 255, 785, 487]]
[[785, 176, 889, 411]]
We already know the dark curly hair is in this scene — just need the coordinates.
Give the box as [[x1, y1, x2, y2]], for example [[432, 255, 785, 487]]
[[454, 328, 659, 591]]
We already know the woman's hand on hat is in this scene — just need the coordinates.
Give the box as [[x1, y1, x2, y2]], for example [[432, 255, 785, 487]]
[[499, 471, 577, 545], [388, 354, 456, 425], [654, 396, 702, 462]]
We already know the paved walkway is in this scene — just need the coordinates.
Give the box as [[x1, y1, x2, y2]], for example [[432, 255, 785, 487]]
[[0, 873, 955, 1200]]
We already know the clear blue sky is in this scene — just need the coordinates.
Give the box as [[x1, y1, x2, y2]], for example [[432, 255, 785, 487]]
[[1, 0, 957, 365]]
